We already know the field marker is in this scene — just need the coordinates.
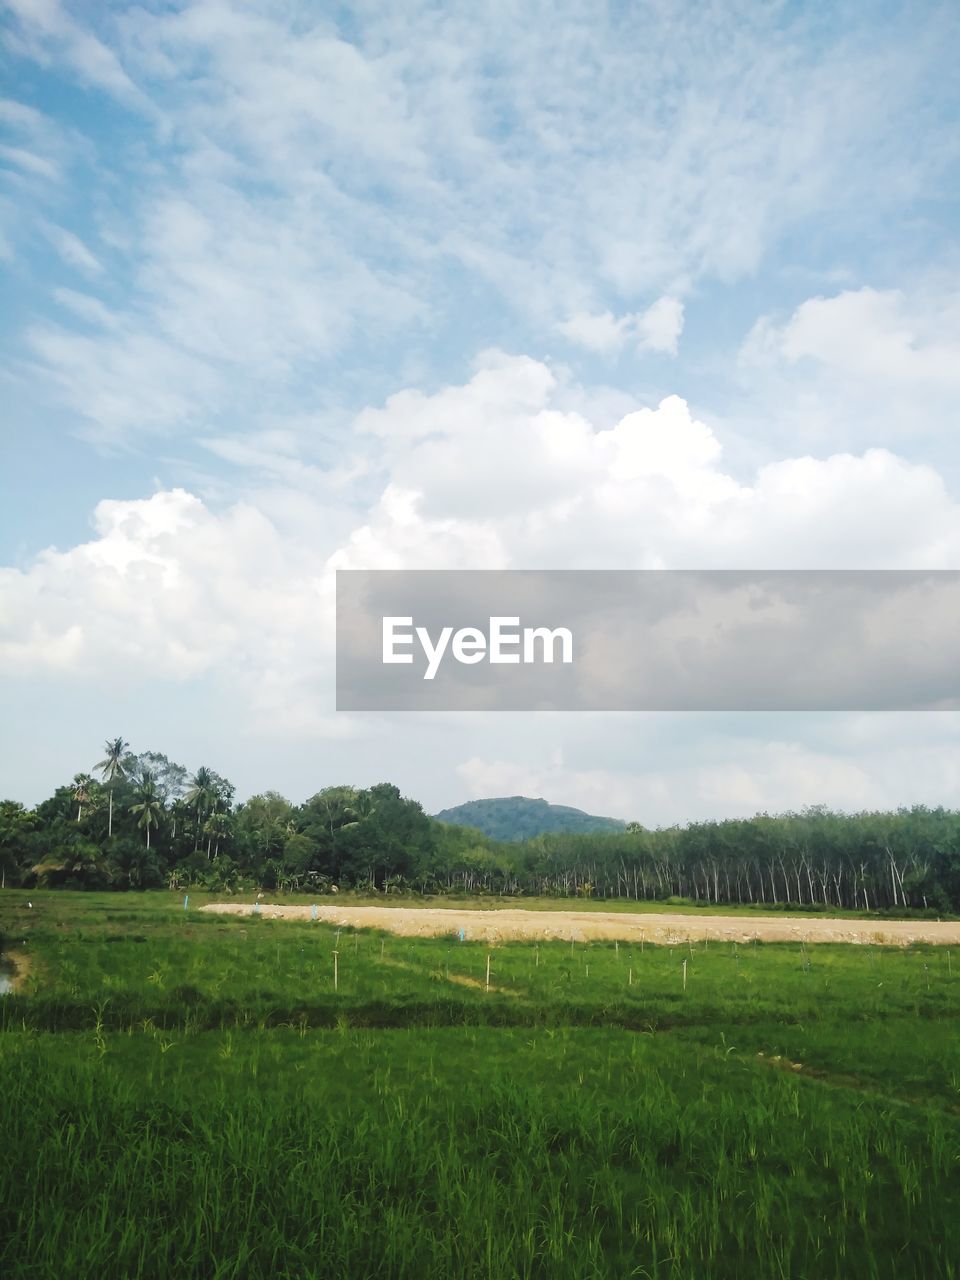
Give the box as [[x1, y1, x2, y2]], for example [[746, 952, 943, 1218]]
[[535, 945, 539, 967], [380, 938, 385, 959], [682, 959, 687, 991], [485, 953, 491, 992], [628, 968, 633, 987], [333, 950, 339, 991]]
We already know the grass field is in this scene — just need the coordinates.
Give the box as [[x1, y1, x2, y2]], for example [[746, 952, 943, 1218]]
[[3, 890, 960, 1278]]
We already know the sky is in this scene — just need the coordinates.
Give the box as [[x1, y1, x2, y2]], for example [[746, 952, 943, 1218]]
[[2, 0, 960, 821]]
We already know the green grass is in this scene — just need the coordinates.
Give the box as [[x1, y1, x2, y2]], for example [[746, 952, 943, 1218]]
[[3, 890, 960, 1278]]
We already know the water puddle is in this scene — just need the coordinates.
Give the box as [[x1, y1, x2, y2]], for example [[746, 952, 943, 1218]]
[[0, 957, 16, 994]]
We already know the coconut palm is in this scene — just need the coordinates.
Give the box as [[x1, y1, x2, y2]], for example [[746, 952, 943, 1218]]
[[169, 798, 187, 841], [94, 737, 129, 838], [184, 766, 216, 851], [130, 772, 163, 850], [72, 773, 93, 822], [132, 793, 162, 849]]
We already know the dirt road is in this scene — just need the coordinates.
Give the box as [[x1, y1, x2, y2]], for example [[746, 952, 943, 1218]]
[[201, 902, 960, 946]]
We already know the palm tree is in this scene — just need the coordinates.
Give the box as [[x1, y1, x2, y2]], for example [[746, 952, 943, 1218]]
[[203, 811, 233, 859], [169, 798, 187, 841], [185, 767, 215, 852], [72, 773, 93, 822], [94, 737, 129, 838], [131, 776, 162, 850]]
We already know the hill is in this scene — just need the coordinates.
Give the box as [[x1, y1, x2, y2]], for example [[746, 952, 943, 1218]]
[[433, 795, 627, 842]]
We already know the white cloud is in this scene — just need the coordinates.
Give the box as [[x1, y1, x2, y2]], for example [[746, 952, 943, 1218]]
[[743, 287, 960, 388], [6, 357, 959, 709], [0, 143, 58, 180], [0, 489, 331, 705], [558, 296, 684, 355], [7, 3, 954, 439], [45, 224, 102, 275], [4, 0, 144, 104], [335, 354, 960, 571]]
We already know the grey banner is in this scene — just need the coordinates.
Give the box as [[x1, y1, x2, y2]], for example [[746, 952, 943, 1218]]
[[335, 570, 960, 711]]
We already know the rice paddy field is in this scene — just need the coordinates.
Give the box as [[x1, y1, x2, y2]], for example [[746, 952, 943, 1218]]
[[3, 890, 960, 1278]]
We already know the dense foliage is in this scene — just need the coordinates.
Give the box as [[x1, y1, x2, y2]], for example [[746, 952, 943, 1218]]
[[434, 795, 626, 840], [3, 738, 960, 911]]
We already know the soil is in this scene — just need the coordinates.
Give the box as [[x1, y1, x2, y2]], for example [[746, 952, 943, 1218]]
[[201, 903, 960, 946]]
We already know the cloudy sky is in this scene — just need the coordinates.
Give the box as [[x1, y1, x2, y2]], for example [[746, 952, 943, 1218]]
[[2, 0, 960, 821]]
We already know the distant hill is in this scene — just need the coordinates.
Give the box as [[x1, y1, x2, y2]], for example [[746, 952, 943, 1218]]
[[433, 796, 627, 842]]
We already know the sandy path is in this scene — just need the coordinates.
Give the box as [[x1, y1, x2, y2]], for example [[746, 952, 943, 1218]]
[[201, 903, 960, 946]]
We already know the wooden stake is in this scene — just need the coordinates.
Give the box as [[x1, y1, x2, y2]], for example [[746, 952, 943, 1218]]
[[682, 958, 687, 991], [485, 953, 491, 992], [628, 968, 633, 986], [380, 938, 385, 960]]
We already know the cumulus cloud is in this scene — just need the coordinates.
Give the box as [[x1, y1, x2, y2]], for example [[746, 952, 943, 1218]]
[[6, 357, 960, 712], [0, 489, 332, 728], [335, 353, 960, 572]]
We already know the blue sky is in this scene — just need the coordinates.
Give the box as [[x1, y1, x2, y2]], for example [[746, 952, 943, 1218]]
[[2, 0, 960, 818]]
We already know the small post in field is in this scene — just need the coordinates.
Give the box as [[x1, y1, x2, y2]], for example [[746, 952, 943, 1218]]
[[333, 950, 339, 991], [628, 968, 633, 987], [682, 958, 687, 991], [535, 944, 539, 968], [485, 952, 491, 992], [615, 940, 619, 955], [641, 930, 644, 953]]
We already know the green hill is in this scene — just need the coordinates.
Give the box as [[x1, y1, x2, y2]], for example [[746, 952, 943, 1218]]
[[433, 796, 626, 842]]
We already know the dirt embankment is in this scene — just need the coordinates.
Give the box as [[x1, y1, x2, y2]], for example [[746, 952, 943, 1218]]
[[201, 903, 960, 946]]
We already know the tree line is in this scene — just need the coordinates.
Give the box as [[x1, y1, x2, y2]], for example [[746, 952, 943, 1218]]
[[1, 737, 959, 912]]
